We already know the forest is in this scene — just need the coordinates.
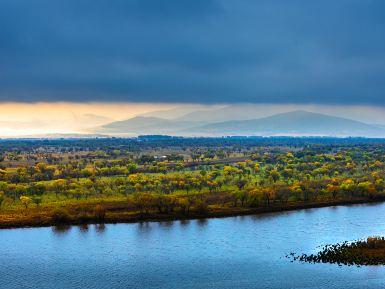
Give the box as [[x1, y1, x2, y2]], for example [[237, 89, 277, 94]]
[[0, 136, 384, 228]]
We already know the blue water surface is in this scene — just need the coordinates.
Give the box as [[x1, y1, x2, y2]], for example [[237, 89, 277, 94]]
[[1, 203, 385, 289]]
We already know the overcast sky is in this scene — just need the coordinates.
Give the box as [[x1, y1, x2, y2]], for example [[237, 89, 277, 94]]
[[1, 0, 385, 105]]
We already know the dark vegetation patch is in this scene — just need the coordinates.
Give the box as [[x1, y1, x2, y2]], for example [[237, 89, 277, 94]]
[[288, 237, 385, 266]]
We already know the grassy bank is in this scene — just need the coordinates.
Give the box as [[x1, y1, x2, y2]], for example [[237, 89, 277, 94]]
[[0, 196, 384, 230]]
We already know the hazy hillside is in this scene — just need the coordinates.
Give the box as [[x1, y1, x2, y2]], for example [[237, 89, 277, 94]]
[[139, 105, 219, 120], [176, 104, 293, 122], [94, 110, 385, 137], [186, 110, 385, 137], [96, 116, 204, 135]]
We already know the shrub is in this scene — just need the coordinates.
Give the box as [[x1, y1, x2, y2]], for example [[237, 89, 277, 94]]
[[194, 199, 208, 214], [32, 196, 42, 206], [93, 205, 106, 221], [177, 198, 191, 214], [51, 208, 71, 224], [0, 192, 4, 208], [132, 193, 154, 214]]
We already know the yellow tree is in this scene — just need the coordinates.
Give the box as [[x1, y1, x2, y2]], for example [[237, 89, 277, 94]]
[[20, 196, 32, 209]]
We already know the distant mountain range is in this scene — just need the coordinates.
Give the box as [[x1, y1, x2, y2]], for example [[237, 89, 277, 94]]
[[188, 110, 385, 136], [97, 116, 205, 135], [94, 109, 385, 137]]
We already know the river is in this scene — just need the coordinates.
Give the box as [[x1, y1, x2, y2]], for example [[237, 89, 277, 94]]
[[2, 203, 385, 289]]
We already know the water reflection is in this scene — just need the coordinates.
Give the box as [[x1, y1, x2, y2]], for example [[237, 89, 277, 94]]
[[180, 219, 190, 227], [94, 223, 106, 234], [159, 220, 174, 229], [197, 218, 208, 227], [52, 225, 71, 235], [79, 224, 89, 233], [137, 221, 152, 234], [52, 223, 107, 236]]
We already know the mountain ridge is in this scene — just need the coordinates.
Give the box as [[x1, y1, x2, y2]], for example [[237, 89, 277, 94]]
[[96, 116, 204, 135], [185, 110, 385, 137], [94, 110, 385, 137]]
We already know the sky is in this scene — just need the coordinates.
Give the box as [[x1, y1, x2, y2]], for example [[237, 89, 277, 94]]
[[1, 1, 385, 135], [0, 102, 176, 136]]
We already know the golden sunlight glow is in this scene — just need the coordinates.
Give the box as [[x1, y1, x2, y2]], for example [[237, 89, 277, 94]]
[[0, 102, 176, 137], [0, 102, 384, 137]]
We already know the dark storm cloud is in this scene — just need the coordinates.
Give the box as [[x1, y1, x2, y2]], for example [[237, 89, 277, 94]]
[[1, 0, 385, 104]]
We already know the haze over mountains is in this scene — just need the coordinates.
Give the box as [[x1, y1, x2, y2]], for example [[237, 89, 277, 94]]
[[94, 106, 385, 137]]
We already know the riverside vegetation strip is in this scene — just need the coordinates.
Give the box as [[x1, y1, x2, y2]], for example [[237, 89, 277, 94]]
[[0, 136, 385, 228], [289, 237, 385, 266]]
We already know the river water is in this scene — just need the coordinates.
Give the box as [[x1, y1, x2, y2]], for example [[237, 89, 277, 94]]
[[2, 203, 385, 289]]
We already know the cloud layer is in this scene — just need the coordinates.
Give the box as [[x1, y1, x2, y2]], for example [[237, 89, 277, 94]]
[[1, 0, 385, 104]]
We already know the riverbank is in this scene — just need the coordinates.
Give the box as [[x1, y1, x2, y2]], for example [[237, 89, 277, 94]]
[[1, 197, 384, 230]]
